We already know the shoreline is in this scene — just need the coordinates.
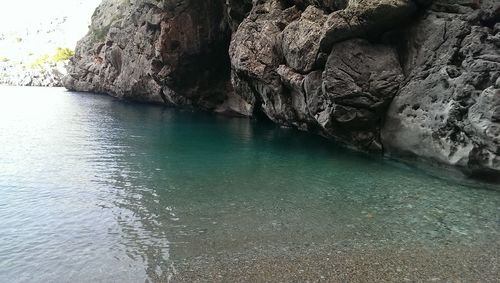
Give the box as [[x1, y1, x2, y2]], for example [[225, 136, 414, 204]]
[[1, 85, 499, 186], [0, 61, 66, 87], [171, 242, 500, 282]]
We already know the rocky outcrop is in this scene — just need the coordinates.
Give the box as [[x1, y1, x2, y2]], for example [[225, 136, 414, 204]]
[[64, 0, 500, 179], [382, 1, 500, 179], [64, 0, 233, 106], [0, 62, 67, 87]]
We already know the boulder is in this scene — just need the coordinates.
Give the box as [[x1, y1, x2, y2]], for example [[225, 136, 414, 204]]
[[319, 39, 403, 148]]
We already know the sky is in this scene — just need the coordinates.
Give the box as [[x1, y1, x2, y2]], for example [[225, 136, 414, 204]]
[[0, 0, 103, 61]]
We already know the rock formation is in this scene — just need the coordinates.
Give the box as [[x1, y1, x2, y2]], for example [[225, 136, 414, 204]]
[[382, 3, 500, 179], [0, 62, 67, 87], [64, 0, 500, 179]]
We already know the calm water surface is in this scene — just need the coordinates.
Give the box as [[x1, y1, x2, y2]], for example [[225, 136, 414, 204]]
[[0, 87, 499, 282]]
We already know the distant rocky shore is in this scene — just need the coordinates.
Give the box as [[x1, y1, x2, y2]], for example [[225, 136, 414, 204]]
[[0, 62, 67, 87]]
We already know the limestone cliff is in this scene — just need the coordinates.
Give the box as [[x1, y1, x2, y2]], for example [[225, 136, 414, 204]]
[[64, 0, 500, 179]]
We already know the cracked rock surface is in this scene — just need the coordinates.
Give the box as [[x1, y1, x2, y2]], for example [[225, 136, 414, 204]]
[[64, 0, 500, 179], [382, 5, 500, 178]]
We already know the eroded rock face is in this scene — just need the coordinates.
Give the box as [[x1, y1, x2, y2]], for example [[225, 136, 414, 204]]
[[321, 39, 404, 149], [319, 0, 419, 52], [228, 0, 411, 147], [65, 0, 231, 108], [281, 6, 327, 73], [65, 0, 500, 178], [382, 7, 500, 178]]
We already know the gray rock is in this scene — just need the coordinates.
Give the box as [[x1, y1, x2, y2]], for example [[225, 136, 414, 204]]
[[65, 0, 232, 108], [64, 0, 500, 179], [382, 11, 500, 177], [294, 0, 349, 11], [319, 39, 403, 148], [228, 1, 300, 123], [0, 62, 67, 87], [281, 6, 326, 73], [319, 0, 419, 52]]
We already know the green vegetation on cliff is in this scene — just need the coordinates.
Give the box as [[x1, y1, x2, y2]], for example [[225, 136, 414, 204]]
[[30, 54, 50, 68], [52, 47, 75, 62], [29, 47, 74, 68]]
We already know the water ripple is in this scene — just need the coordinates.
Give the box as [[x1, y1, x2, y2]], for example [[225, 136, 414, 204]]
[[0, 87, 499, 282]]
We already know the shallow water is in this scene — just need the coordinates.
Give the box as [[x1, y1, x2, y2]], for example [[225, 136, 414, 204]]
[[0, 86, 499, 282]]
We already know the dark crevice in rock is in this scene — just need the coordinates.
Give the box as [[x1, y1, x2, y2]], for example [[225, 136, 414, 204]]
[[159, 87, 168, 105], [479, 15, 500, 28], [467, 146, 500, 183]]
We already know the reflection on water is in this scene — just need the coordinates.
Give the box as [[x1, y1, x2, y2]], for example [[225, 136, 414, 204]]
[[0, 87, 499, 282]]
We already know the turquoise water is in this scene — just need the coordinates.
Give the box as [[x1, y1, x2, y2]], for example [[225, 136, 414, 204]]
[[0, 87, 499, 282]]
